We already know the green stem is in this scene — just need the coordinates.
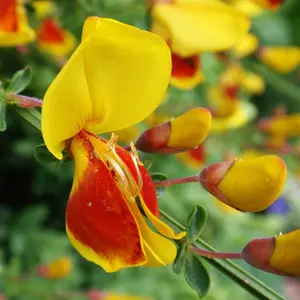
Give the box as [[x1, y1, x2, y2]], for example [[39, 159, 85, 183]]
[[249, 62, 300, 103], [10, 106, 284, 300], [160, 210, 284, 300]]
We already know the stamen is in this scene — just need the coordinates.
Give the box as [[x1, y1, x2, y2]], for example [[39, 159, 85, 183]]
[[130, 142, 143, 192]]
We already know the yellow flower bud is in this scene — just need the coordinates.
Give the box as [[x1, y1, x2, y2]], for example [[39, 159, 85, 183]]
[[259, 47, 300, 73], [242, 229, 300, 276], [258, 113, 300, 138], [200, 155, 287, 212], [228, 0, 262, 17], [240, 71, 265, 94], [232, 33, 259, 58], [37, 257, 72, 279], [135, 108, 211, 153]]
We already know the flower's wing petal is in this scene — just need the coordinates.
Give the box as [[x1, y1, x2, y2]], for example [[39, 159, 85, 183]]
[[82, 18, 171, 134], [66, 133, 146, 272], [153, 0, 250, 57]]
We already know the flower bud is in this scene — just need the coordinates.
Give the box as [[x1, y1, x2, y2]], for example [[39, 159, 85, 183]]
[[242, 229, 300, 276], [258, 47, 300, 73], [200, 155, 287, 212], [232, 33, 259, 58], [257, 113, 300, 138], [135, 108, 211, 154], [240, 71, 265, 94], [36, 257, 72, 279]]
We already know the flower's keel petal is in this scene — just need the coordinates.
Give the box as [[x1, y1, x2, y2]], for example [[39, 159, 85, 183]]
[[66, 133, 146, 272]]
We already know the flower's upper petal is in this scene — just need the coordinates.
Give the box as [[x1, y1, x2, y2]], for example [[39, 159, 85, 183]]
[[83, 18, 171, 134], [152, 0, 250, 57], [66, 132, 146, 272], [41, 38, 92, 159], [42, 18, 171, 159]]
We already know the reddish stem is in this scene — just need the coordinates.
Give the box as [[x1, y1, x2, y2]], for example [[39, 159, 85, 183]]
[[190, 246, 242, 260], [154, 175, 199, 188], [7, 94, 43, 108]]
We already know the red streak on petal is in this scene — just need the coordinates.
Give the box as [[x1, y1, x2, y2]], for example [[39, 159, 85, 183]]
[[0, 0, 18, 32], [223, 85, 239, 100], [189, 145, 205, 164], [115, 146, 160, 217], [66, 132, 145, 268], [171, 52, 199, 78], [37, 17, 65, 43]]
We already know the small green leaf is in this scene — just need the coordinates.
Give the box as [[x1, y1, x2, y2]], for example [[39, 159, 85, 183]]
[[0, 98, 7, 131], [34, 144, 58, 165], [186, 206, 207, 244], [173, 243, 188, 274], [151, 172, 168, 198], [8, 66, 32, 94], [184, 254, 211, 298]]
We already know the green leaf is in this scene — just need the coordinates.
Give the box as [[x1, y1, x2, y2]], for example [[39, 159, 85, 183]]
[[173, 243, 188, 275], [184, 254, 210, 298], [34, 144, 58, 165], [0, 97, 7, 131], [186, 206, 207, 244], [151, 172, 168, 198], [8, 66, 32, 94]]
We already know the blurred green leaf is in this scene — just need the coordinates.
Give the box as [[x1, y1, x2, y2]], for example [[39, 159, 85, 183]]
[[151, 172, 168, 198], [184, 254, 210, 298], [0, 97, 7, 131], [34, 144, 57, 166], [8, 66, 32, 94], [173, 243, 188, 275], [186, 206, 207, 244]]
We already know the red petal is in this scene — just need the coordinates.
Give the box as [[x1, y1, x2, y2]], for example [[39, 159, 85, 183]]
[[189, 144, 206, 164], [115, 145, 160, 217], [66, 132, 146, 271], [0, 0, 18, 32], [37, 17, 65, 43], [171, 52, 200, 78]]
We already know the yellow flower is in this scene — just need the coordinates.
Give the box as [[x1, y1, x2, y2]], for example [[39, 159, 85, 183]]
[[135, 108, 211, 153], [242, 229, 300, 276], [36, 17, 76, 58], [42, 17, 185, 272], [249, 0, 285, 10], [258, 47, 300, 73], [32, 0, 55, 18], [200, 155, 287, 212], [240, 71, 265, 94], [87, 290, 152, 300], [36, 257, 72, 279], [214, 197, 241, 214], [0, 0, 35, 46], [232, 33, 259, 58], [151, 0, 250, 89], [226, 0, 262, 17], [113, 126, 139, 145]]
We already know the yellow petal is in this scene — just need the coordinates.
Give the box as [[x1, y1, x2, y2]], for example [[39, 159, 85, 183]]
[[259, 47, 300, 73], [270, 229, 300, 276], [240, 71, 265, 94], [227, 0, 263, 17], [218, 155, 287, 212], [42, 17, 171, 159], [168, 108, 211, 149], [232, 33, 259, 58], [267, 113, 300, 137], [129, 203, 178, 266], [152, 0, 250, 57], [170, 70, 204, 89], [211, 101, 256, 132]]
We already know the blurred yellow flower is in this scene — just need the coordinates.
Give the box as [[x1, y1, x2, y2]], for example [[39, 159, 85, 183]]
[[151, 0, 250, 89], [0, 0, 35, 46], [258, 47, 300, 73], [177, 144, 206, 170], [36, 17, 76, 58], [113, 125, 139, 145], [37, 257, 72, 279], [232, 33, 259, 58]]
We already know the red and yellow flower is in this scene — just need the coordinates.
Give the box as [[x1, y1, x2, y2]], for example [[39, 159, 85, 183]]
[[36, 17, 76, 58], [249, 0, 285, 10], [150, 0, 250, 89], [42, 17, 185, 272], [0, 0, 35, 46]]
